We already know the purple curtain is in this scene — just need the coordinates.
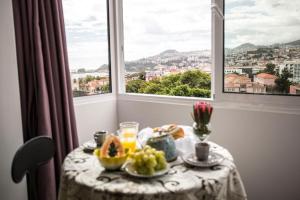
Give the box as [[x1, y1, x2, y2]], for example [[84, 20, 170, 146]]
[[12, 0, 79, 199]]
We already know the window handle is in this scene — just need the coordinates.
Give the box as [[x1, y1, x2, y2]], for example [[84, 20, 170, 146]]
[[211, 3, 224, 19]]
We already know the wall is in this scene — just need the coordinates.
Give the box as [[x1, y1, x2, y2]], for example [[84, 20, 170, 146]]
[[74, 96, 118, 145], [118, 99, 300, 200], [0, 0, 28, 199]]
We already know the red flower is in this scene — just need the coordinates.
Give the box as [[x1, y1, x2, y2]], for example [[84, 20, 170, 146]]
[[192, 101, 213, 126]]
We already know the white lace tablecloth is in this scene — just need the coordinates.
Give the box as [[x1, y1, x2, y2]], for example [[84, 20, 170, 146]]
[[59, 127, 247, 200]]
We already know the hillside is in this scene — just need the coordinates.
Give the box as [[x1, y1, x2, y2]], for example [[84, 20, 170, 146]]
[[124, 49, 210, 72], [285, 39, 300, 46]]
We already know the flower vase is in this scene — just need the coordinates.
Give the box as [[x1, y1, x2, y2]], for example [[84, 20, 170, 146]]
[[193, 122, 211, 142]]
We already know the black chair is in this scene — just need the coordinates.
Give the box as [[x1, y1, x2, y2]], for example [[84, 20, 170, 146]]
[[11, 136, 55, 200]]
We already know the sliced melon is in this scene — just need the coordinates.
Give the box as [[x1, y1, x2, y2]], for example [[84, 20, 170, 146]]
[[100, 134, 125, 158], [94, 134, 126, 170]]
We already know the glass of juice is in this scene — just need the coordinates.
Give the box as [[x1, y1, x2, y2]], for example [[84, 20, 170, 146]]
[[119, 122, 139, 154]]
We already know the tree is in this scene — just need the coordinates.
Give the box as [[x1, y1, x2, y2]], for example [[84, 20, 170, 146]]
[[275, 67, 293, 93], [190, 88, 211, 98], [143, 82, 164, 94], [100, 84, 110, 93], [126, 79, 147, 93], [138, 72, 146, 80], [125, 69, 211, 97], [160, 74, 181, 88], [170, 85, 191, 96], [84, 75, 95, 83], [180, 70, 211, 89], [264, 63, 276, 75]]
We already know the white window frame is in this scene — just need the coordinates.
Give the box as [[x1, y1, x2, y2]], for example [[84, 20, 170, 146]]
[[73, 0, 117, 105], [215, 0, 300, 110], [113, 0, 215, 104], [76, 0, 300, 114]]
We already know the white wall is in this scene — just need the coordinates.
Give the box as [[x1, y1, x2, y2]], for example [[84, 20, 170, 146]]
[[0, 0, 28, 199], [74, 96, 118, 145], [118, 99, 300, 200]]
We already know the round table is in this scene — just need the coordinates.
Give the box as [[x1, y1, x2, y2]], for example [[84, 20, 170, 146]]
[[58, 142, 247, 200]]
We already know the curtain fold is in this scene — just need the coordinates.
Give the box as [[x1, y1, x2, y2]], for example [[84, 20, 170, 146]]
[[12, 0, 79, 199]]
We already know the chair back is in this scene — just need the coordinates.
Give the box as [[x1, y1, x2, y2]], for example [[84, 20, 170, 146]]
[[12, 136, 55, 183], [11, 136, 55, 200]]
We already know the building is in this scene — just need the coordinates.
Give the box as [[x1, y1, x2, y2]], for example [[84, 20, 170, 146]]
[[224, 67, 243, 75], [224, 74, 252, 93], [254, 73, 277, 86], [290, 84, 300, 94], [71, 78, 80, 91], [145, 70, 163, 81], [225, 74, 267, 93], [85, 78, 109, 94], [279, 60, 300, 83]]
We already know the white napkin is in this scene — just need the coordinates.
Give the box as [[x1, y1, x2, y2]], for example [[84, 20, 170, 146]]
[[137, 125, 199, 155]]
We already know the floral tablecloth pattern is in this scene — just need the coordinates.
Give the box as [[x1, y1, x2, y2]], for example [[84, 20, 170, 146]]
[[58, 142, 247, 200]]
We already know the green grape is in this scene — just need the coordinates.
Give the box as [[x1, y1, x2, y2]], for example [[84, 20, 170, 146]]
[[155, 163, 163, 171], [137, 166, 147, 175], [148, 166, 155, 175], [147, 155, 157, 168], [131, 145, 167, 175], [142, 154, 149, 162], [144, 145, 151, 150]]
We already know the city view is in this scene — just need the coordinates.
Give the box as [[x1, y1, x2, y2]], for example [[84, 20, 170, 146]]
[[65, 0, 300, 97], [66, 0, 212, 98], [224, 0, 300, 95], [70, 49, 212, 97], [224, 40, 300, 95]]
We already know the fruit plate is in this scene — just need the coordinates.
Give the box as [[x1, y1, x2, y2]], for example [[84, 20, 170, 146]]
[[83, 141, 97, 153], [123, 162, 170, 178], [182, 151, 225, 168]]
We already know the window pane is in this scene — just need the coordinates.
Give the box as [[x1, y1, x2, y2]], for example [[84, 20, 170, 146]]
[[123, 0, 212, 98], [63, 0, 111, 97], [224, 0, 300, 96]]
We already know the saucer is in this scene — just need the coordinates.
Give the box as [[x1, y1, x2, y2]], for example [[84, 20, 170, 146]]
[[182, 151, 224, 167], [83, 141, 97, 153]]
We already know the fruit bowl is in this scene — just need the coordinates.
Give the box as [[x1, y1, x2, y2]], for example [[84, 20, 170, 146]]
[[126, 145, 168, 176], [94, 134, 127, 170], [123, 161, 169, 178], [98, 155, 127, 170]]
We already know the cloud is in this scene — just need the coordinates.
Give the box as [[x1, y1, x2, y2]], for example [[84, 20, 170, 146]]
[[225, 0, 300, 48], [63, 0, 211, 68], [63, 0, 109, 69], [123, 0, 211, 60]]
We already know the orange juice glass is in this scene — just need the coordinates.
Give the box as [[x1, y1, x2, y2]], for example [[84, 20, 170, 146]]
[[119, 122, 139, 154]]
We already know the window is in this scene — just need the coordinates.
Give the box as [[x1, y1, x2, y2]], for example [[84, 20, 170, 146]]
[[224, 0, 300, 96], [122, 0, 212, 98], [63, 0, 111, 97]]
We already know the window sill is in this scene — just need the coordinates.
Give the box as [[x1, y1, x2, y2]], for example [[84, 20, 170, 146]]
[[117, 93, 213, 105], [118, 93, 300, 115], [73, 93, 116, 106]]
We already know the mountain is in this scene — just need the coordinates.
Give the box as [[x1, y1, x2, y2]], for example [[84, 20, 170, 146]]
[[95, 64, 108, 72], [159, 49, 179, 56], [124, 49, 210, 72], [233, 43, 257, 52], [230, 39, 300, 53], [285, 39, 300, 46]]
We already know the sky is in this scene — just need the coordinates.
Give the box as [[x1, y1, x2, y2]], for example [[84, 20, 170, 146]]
[[123, 0, 211, 61], [63, 0, 109, 70], [225, 0, 300, 48], [63, 0, 211, 70], [63, 0, 300, 70]]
